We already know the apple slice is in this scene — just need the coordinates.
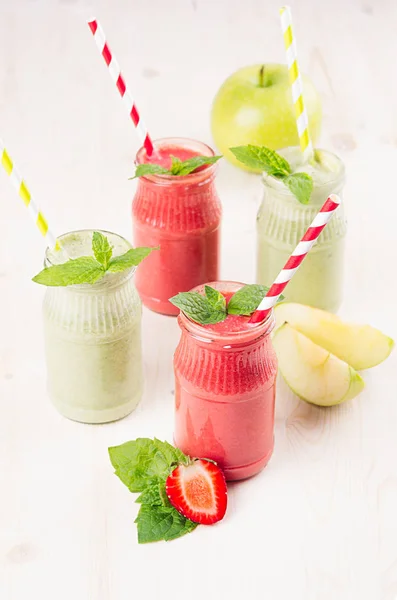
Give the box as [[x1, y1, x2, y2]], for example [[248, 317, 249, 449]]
[[273, 323, 365, 406], [274, 303, 394, 371]]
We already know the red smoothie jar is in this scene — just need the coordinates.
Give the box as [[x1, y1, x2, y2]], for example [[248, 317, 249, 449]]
[[132, 138, 222, 315], [173, 281, 278, 481]]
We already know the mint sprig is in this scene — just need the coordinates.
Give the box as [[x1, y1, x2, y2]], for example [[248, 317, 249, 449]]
[[205, 285, 226, 313], [32, 232, 157, 287], [131, 154, 222, 179], [108, 438, 198, 544], [92, 231, 112, 269], [230, 145, 291, 176], [229, 145, 314, 204], [170, 284, 284, 325], [227, 284, 269, 316], [169, 287, 227, 325], [284, 172, 313, 205]]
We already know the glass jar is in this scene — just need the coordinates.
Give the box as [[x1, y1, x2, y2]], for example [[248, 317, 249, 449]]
[[173, 281, 278, 481], [42, 230, 143, 424], [132, 137, 222, 316], [257, 148, 347, 313]]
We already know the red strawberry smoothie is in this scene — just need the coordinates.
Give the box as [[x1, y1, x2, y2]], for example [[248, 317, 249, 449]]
[[173, 281, 278, 481], [132, 138, 222, 316]]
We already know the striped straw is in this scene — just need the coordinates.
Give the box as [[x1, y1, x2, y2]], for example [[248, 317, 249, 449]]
[[250, 194, 341, 324], [87, 18, 154, 156], [0, 139, 59, 249], [280, 6, 313, 161]]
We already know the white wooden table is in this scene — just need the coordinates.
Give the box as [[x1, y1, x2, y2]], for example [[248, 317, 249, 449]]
[[1, 1, 396, 599]]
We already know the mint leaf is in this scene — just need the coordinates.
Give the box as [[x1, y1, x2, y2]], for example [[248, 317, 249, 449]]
[[107, 246, 158, 273], [92, 231, 113, 269], [227, 284, 270, 316], [205, 285, 226, 313], [136, 483, 166, 507], [230, 145, 291, 176], [33, 233, 156, 287], [170, 155, 183, 175], [135, 505, 198, 544], [108, 438, 189, 493], [230, 144, 314, 204], [32, 256, 105, 287], [284, 172, 313, 205], [130, 163, 170, 179], [227, 284, 285, 316], [171, 155, 221, 176], [169, 291, 227, 325], [132, 155, 222, 179]]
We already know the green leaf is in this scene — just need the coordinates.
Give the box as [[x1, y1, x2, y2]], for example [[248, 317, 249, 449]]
[[170, 155, 183, 175], [135, 505, 198, 544], [92, 231, 113, 269], [227, 284, 270, 316], [131, 155, 221, 179], [136, 483, 165, 506], [108, 438, 189, 493], [107, 247, 158, 273], [205, 285, 226, 313], [284, 172, 313, 204], [130, 163, 170, 179], [32, 256, 105, 287], [227, 284, 285, 315], [171, 155, 222, 176], [169, 291, 227, 325], [229, 145, 291, 176]]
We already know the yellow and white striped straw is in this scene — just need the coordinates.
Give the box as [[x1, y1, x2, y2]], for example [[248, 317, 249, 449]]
[[0, 139, 59, 249], [280, 6, 313, 161]]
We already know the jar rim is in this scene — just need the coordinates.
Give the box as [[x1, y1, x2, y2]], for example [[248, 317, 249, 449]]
[[177, 281, 275, 344], [263, 147, 345, 201], [45, 229, 135, 292], [135, 137, 218, 185]]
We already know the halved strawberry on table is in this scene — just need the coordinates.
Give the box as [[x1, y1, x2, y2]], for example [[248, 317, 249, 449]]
[[165, 459, 227, 525]]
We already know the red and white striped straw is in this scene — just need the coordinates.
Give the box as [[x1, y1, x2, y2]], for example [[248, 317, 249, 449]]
[[87, 18, 154, 156], [250, 194, 341, 324]]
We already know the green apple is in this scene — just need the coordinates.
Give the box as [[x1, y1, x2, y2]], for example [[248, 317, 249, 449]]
[[274, 303, 394, 371], [210, 64, 322, 171], [273, 323, 365, 407]]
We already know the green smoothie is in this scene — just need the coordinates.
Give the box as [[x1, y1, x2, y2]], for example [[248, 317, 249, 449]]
[[43, 230, 143, 424], [256, 148, 346, 313]]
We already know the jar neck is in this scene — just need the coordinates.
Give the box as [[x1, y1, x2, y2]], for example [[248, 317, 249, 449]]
[[174, 313, 277, 396], [133, 173, 221, 233], [178, 312, 275, 349], [259, 180, 346, 247], [44, 269, 136, 298], [263, 172, 345, 208]]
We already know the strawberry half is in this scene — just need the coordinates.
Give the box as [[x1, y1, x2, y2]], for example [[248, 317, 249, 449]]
[[165, 459, 227, 525]]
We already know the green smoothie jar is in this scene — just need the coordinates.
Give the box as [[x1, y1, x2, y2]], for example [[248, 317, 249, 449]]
[[42, 230, 143, 424], [256, 148, 346, 313]]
